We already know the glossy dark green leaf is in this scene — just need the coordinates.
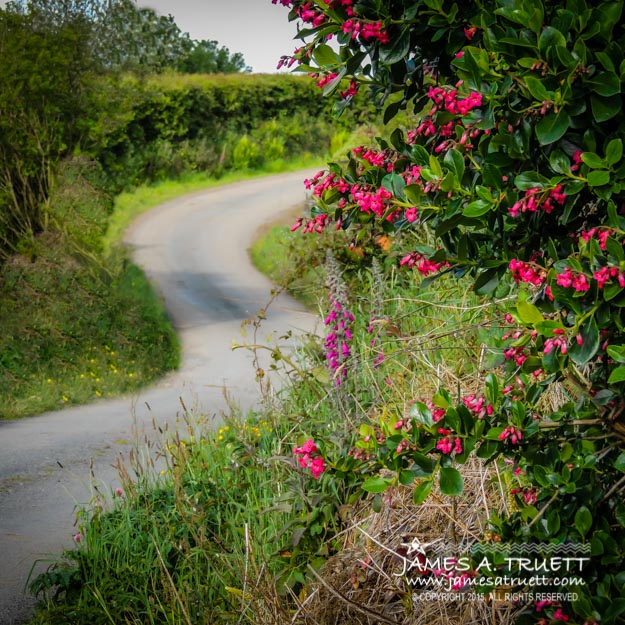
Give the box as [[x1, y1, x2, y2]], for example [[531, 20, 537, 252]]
[[609, 366, 625, 383], [439, 466, 463, 496], [539, 26, 566, 53], [524, 75, 552, 101], [379, 27, 411, 65], [444, 149, 465, 182], [569, 316, 600, 365], [312, 43, 341, 67], [517, 300, 545, 325], [606, 138, 623, 166], [381, 172, 406, 200], [591, 94, 622, 122], [413, 480, 433, 504], [581, 152, 608, 169], [607, 345, 625, 363], [361, 476, 392, 493], [463, 199, 491, 217], [615, 452, 625, 471], [574, 506, 592, 537], [587, 170, 611, 186], [535, 110, 570, 145]]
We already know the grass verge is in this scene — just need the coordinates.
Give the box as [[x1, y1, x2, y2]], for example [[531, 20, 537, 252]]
[[26, 221, 503, 624]]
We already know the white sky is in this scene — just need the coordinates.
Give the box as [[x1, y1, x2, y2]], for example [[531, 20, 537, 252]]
[[137, 0, 301, 73], [0, 0, 302, 73]]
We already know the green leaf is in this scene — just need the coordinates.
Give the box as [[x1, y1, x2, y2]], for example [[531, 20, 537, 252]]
[[444, 149, 465, 182], [591, 94, 622, 122], [586, 71, 621, 97], [535, 110, 570, 145], [574, 506, 592, 537], [607, 345, 625, 363], [361, 477, 392, 493], [517, 300, 544, 325], [413, 480, 433, 505], [379, 27, 411, 65], [587, 170, 611, 186], [429, 154, 443, 178], [615, 452, 625, 472], [569, 317, 600, 365], [473, 267, 501, 295], [410, 402, 434, 427], [581, 152, 607, 169], [524, 75, 552, 101], [463, 199, 492, 217], [608, 366, 625, 383], [312, 43, 341, 67], [606, 138, 623, 166], [381, 172, 406, 200], [539, 26, 567, 53], [439, 466, 463, 496]]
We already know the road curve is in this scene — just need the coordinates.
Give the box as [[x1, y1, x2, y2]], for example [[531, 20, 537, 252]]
[[0, 170, 319, 625]]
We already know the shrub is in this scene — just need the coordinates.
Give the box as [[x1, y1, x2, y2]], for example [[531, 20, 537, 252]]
[[275, 0, 625, 622]]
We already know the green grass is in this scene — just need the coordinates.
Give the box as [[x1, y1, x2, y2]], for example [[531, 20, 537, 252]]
[[0, 144, 325, 419], [0, 244, 179, 419]]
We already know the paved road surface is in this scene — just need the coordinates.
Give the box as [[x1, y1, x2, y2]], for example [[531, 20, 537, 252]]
[[0, 171, 318, 624]]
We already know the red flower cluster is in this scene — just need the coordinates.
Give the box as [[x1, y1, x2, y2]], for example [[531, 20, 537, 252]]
[[499, 425, 523, 444], [294, 439, 326, 478], [436, 428, 463, 454], [508, 259, 546, 286], [508, 185, 566, 217], [342, 19, 389, 43], [399, 252, 448, 276], [556, 268, 590, 292], [427, 86, 483, 115]]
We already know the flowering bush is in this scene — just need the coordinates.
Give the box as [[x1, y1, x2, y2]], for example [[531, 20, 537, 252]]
[[274, 0, 625, 622]]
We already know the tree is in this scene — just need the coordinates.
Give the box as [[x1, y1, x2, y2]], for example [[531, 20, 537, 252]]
[[277, 0, 625, 622], [177, 38, 251, 74], [0, 6, 94, 255]]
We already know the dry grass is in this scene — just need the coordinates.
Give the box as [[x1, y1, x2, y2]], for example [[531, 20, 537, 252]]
[[291, 458, 524, 625]]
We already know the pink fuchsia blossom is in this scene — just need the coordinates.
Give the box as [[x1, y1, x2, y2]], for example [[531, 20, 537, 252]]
[[594, 266, 625, 288], [510, 486, 537, 505], [553, 609, 570, 622], [309, 456, 326, 478], [294, 439, 318, 455], [294, 439, 326, 479], [499, 425, 523, 445], [340, 79, 359, 99], [556, 268, 590, 292], [405, 207, 418, 222], [400, 252, 449, 276], [426, 400, 446, 422], [508, 185, 566, 217], [436, 436, 463, 455], [508, 259, 546, 286], [462, 393, 492, 419], [315, 72, 338, 88], [543, 336, 567, 355]]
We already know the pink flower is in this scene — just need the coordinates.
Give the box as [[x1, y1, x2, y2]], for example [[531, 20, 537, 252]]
[[499, 425, 523, 445], [115, 487, 124, 497], [310, 456, 326, 479], [73, 532, 83, 544]]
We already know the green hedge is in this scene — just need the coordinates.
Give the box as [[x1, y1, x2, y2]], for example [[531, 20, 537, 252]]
[[86, 73, 372, 191]]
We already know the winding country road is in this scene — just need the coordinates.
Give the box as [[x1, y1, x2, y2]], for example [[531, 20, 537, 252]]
[[0, 170, 318, 625]]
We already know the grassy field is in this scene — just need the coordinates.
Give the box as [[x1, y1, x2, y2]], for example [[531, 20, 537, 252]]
[[0, 151, 326, 420]]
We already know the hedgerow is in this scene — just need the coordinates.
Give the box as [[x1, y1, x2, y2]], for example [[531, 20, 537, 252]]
[[274, 0, 625, 622]]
